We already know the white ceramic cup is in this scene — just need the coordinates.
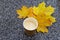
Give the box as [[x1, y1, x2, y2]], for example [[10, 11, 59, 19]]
[[23, 17, 38, 36]]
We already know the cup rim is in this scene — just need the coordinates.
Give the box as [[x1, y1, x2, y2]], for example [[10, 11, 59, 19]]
[[23, 17, 38, 31]]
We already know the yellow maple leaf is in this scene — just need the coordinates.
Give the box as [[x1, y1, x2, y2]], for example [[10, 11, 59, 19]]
[[16, 6, 29, 18], [32, 2, 56, 33]]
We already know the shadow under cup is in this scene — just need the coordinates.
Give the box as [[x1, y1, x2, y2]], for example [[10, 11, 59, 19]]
[[23, 17, 38, 36]]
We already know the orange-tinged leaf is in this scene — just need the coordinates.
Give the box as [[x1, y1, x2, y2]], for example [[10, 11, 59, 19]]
[[28, 7, 34, 17], [49, 16, 56, 23]]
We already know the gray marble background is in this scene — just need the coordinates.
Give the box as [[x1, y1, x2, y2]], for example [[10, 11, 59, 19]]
[[0, 0, 60, 40]]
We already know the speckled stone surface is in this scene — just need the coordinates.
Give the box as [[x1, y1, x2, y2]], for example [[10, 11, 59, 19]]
[[0, 0, 60, 40]]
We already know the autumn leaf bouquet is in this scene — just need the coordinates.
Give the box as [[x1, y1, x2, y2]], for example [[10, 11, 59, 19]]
[[16, 2, 56, 33]]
